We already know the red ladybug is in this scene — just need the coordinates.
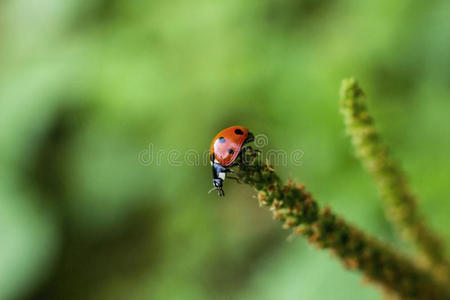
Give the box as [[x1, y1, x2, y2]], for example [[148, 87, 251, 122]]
[[209, 126, 254, 196]]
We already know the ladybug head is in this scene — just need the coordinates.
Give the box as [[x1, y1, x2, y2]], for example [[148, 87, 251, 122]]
[[213, 178, 225, 196]]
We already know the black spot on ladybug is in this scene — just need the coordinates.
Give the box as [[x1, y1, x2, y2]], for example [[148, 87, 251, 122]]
[[228, 148, 234, 154], [218, 137, 226, 143], [234, 129, 244, 135]]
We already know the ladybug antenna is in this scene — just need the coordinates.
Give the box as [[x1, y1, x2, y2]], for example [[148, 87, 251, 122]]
[[207, 187, 225, 196]]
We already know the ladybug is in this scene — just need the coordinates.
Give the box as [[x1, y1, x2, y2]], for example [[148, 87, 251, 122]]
[[209, 126, 254, 196]]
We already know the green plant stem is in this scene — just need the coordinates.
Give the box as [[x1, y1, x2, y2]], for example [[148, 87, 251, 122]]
[[339, 78, 449, 278], [235, 156, 449, 300]]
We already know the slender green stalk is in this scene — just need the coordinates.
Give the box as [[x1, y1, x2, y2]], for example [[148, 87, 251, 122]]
[[235, 155, 449, 300], [339, 78, 449, 278]]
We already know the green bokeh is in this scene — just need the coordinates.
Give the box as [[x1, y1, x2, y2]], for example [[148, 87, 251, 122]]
[[0, 0, 449, 299]]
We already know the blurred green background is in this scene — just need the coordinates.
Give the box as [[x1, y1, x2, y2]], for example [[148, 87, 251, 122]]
[[0, 0, 449, 299]]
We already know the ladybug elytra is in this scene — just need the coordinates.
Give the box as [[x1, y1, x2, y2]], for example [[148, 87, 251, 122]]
[[209, 126, 254, 196]]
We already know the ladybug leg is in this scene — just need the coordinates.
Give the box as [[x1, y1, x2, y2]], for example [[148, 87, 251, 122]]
[[251, 146, 262, 154], [239, 146, 261, 167], [227, 176, 241, 182], [223, 167, 241, 182], [241, 145, 261, 156]]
